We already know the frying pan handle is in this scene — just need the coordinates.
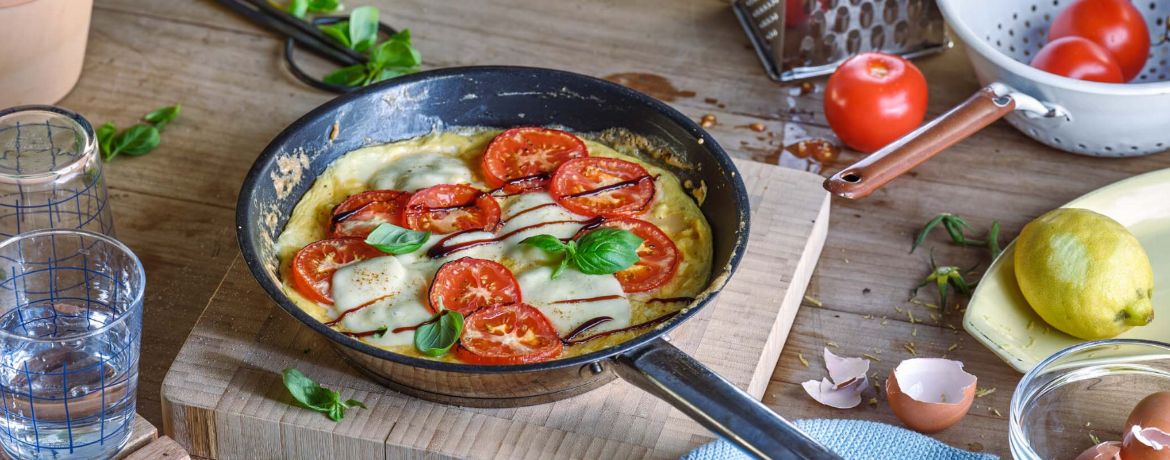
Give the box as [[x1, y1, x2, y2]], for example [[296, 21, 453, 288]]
[[823, 86, 1016, 199], [612, 338, 840, 460]]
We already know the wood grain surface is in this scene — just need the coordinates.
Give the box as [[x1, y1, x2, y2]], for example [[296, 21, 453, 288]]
[[52, 0, 1170, 458], [160, 160, 830, 459]]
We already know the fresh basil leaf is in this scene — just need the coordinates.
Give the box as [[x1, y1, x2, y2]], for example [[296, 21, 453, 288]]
[[370, 30, 421, 68], [521, 234, 567, 253], [348, 6, 379, 52], [318, 21, 351, 48], [110, 124, 160, 158], [286, 0, 309, 18], [365, 223, 430, 254], [96, 122, 116, 160], [307, 0, 341, 13], [143, 104, 180, 132], [414, 310, 464, 357], [282, 368, 365, 421], [551, 253, 571, 280], [573, 228, 643, 275]]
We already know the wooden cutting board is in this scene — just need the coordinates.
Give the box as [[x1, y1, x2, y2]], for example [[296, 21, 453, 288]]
[[160, 159, 830, 459]]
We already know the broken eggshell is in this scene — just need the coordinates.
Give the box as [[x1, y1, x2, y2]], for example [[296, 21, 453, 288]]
[[885, 358, 977, 433], [1120, 425, 1170, 460], [801, 348, 870, 409], [1075, 441, 1122, 460]]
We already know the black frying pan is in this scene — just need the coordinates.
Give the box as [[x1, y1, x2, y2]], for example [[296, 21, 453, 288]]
[[236, 66, 837, 459]]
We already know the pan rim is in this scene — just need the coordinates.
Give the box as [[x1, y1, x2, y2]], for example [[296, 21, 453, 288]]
[[236, 65, 752, 375], [937, 0, 1170, 96]]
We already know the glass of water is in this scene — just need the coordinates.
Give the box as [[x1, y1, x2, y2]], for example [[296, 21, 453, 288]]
[[0, 229, 144, 459], [0, 106, 114, 237]]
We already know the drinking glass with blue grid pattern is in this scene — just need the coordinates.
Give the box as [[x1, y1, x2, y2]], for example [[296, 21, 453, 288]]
[[0, 229, 144, 459], [0, 105, 113, 239]]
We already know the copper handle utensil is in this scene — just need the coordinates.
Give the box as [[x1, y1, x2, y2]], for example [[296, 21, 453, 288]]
[[824, 86, 1017, 199]]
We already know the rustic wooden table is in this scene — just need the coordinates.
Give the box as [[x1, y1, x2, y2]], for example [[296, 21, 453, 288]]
[[63, 0, 1170, 457]]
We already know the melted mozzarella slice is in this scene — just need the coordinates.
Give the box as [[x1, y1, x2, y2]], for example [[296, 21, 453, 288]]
[[331, 256, 432, 346], [501, 193, 588, 263], [516, 266, 631, 336], [370, 153, 474, 192]]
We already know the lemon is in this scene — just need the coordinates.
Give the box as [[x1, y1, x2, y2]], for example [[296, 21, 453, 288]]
[[1014, 208, 1154, 340]]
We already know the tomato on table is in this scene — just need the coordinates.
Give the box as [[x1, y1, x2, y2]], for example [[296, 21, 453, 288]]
[[595, 217, 680, 293], [455, 303, 563, 365], [1048, 0, 1149, 81], [823, 52, 928, 153], [330, 190, 412, 238], [482, 127, 588, 193], [403, 184, 501, 234], [428, 257, 521, 315], [291, 238, 386, 304], [548, 157, 655, 217], [1031, 37, 1124, 83]]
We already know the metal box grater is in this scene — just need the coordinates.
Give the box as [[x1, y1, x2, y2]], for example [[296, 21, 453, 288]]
[[733, 0, 952, 82]]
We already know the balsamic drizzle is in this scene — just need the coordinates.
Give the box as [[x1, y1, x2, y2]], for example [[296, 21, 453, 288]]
[[324, 294, 392, 327], [551, 295, 623, 304], [426, 216, 603, 259], [561, 310, 681, 345], [563, 175, 654, 199], [560, 316, 614, 344], [391, 314, 441, 334]]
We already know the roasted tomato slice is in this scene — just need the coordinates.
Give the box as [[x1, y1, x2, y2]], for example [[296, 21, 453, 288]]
[[455, 303, 563, 365], [482, 127, 588, 193], [596, 217, 680, 292], [403, 184, 501, 234], [549, 157, 654, 217], [428, 257, 521, 315], [330, 190, 411, 238], [291, 238, 385, 304]]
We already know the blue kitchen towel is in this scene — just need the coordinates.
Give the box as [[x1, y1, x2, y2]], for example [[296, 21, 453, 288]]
[[682, 419, 998, 460]]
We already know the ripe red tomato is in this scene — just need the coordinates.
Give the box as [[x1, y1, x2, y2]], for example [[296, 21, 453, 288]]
[[403, 184, 501, 234], [455, 303, 563, 365], [1048, 0, 1149, 81], [291, 238, 386, 304], [428, 257, 521, 315], [330, 190, 411, 238], [482, 127, 588, 193], [592, 217, 679, 293], [549, 157, 655, 217], [1031, 36, 1124, 83], [823, 52, 928, 153]]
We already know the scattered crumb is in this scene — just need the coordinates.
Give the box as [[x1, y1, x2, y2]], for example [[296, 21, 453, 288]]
[[826, 341, 840, 348], [700, 114, 717, 128], [929, 313, 940, 323], [1026, 336, 1036, 348], [748, 122, 766, 132], [903, 343, 917, 355], [967, 442, 984, 452], [907, 311, 916, 324], [703, 97, 719, 104], [1086, 422, 1092, 427], [798, 353, 810, 367], [868, 397, 878, 407], [803, 295, 823, 307], [1089, 432, 1101, 445], [1026, 320, 1034, 331], [863, 314, 874, 320], [862, 353, 881, 362], [975, 387, 996, 398], [697, 138, 705, 145], [895, 307, 905, 314], [880, 318, 889, 326], [947, 343, 959, 352], [912, 327, 918, 337], [990, 408, 1002, 417]]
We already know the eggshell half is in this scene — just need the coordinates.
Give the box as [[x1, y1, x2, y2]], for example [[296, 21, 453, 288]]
[[1120, 425, 1170, 460], [885, 358, 977, 433], [1075, 441, 1122, 460]]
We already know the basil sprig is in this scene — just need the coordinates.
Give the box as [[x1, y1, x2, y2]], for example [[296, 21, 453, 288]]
[[521, 228, 643, 279], [364, 223, 430, 254], [318, 7, 422, 88], [414, 304, 463, 357], [98, 104, 180, 161], [282, 368, 367, 421]]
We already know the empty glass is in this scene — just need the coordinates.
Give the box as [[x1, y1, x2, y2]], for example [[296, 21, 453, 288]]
[[0, 229, 144, 459], [0, 106, 113, 237]]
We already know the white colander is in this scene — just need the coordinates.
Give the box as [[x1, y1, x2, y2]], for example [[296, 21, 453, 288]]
[[825, 0, 1170, 199]]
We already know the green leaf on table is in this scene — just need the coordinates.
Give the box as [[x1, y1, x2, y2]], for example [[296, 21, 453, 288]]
[[307, 0, 341, 13], [282, 368, 366, 422], [109, 124, 160, 159], [143, 104, 181, 132], [323, 64, 368, 87], [318, 20, 352, 48], [348, 6, 379, 52], [414, 309, 464, 357], [364, 223, 430, 254], [285, 0, 309, 18], [96, 122, 116, 160]]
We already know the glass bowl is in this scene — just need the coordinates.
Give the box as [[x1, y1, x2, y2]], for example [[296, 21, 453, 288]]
[[1010, 339, 1170, 459]]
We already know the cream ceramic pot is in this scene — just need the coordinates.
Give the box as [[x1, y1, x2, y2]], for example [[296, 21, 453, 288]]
[[0, 0, 93, 107]]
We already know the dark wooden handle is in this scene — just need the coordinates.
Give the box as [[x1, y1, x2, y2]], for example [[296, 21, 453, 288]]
[[824, 87, 1016, 199]]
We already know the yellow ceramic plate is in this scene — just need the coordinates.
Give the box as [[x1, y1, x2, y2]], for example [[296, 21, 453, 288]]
[[964, 168, 1170, 373]]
